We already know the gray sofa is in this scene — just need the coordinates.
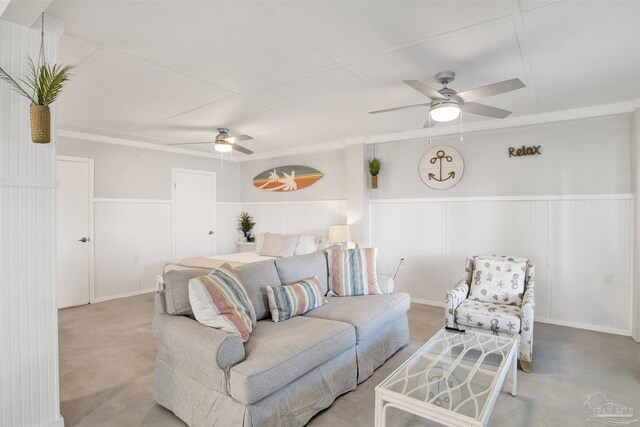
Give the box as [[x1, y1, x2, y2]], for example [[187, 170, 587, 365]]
[[153, 251, 410, 427]]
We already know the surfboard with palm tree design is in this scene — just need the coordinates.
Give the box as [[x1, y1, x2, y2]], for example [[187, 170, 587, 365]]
[[253, 165, 323, 192]]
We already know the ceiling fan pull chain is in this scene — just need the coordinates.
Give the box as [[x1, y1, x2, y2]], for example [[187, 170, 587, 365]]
[[428, 114, 432, 144], [459, 111, 464, 142]]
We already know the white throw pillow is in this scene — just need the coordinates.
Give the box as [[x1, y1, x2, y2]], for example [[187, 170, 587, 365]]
[[259, 233, 300, 257], [294, 235, 317, 255], [255, 233, 266, 252], [468, 256, 527, 306]]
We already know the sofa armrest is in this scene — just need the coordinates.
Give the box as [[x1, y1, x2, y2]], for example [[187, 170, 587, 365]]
[[444, 280, 470, 328], [520, 280, 535, 362], [378, 275, 395, 293], [153, 294, 245, 394]]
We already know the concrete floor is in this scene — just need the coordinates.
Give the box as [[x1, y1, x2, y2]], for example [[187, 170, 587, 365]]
[[58, 293, 640, 426]]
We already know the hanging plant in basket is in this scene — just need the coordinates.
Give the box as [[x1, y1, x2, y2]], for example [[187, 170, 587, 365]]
[[0, 14, 73, 144], [368, 157, 381, 189]]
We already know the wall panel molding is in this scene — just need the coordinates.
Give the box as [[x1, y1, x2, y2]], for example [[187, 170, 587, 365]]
[[371, 195, 633, 336], [0, 19, 63, 427]]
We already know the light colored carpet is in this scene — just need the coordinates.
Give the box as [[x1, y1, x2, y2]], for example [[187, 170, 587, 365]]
[[58, 293, 640, 426]]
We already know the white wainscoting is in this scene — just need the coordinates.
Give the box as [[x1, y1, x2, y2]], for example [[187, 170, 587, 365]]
[[94, 199, 172, 302], [242, 200, 348, 238], [0, 19, 64, 427], [370, 195, 634, 335]]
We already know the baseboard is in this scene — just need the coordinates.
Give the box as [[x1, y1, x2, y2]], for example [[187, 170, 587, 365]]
[[535, 316, 632, 337], [410, 300, 632, 336], [42, 416, 64, 427], [410, 298, 445, 307], [93, 288, 156, 304]]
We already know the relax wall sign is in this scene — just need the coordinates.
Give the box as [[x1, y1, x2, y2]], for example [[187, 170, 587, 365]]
[[509, 145, 541, 158]]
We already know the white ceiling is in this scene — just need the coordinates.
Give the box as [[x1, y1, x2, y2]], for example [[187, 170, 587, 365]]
[[47, 0, 640, 159]]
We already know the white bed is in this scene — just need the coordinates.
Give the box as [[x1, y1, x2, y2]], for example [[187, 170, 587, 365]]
[[157, 232, 326, 290]]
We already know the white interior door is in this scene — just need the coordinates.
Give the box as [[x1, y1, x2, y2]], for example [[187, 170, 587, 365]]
[[57, 157, 93, 308], [173, 170, 216, 259]]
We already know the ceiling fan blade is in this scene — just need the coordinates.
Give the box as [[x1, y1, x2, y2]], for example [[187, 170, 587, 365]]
[[227, 135, 253, 143], [232, 144, 254, 155], [403, 80, 447, 100], [369, 102, 431, 115], [167, 141, 212, 146], [461, 102, 512, 119], [423, 118, 438, 129], [457, 78, 525, 103]]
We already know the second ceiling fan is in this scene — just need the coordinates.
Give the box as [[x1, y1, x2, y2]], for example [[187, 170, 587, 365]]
[[370, 71, 526, 127], [169, 128, 254, 154]]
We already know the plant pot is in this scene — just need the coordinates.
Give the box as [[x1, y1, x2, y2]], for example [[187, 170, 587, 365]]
[[371, 175, 378, 189], [30, 104, 51, 144]]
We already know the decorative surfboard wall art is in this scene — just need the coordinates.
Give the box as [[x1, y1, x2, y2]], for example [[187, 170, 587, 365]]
[[253, 165, 324, 192], [419, 145, 464, 190]]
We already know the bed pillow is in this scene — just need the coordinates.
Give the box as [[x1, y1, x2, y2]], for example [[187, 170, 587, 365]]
[[266, 277, 327, 322], [255, 233, 265, 252], [259, 233, 300, 257], [468, 256, 527, 306], [294, 234, 318, 256], [188, 263, 257, 342], [327, 247, 382, 296]]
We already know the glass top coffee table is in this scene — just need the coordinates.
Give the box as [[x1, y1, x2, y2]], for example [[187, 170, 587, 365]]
[[375, 328, 517, 427]]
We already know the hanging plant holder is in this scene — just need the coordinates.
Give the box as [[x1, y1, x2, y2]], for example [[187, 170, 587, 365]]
[[368, 156, 381, 190], [0, 13, 72, 145], [30, 104, 51, 144]]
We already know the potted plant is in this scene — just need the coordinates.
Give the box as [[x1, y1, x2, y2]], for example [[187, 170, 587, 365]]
[[237, 211, 256, 242], [0, 58, 73, 144], [368, 157, 381, 189]]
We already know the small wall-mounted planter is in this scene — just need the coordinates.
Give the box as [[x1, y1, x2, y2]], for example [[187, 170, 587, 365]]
[[30, 104, 51, 144], [371, 175, 378, 189]]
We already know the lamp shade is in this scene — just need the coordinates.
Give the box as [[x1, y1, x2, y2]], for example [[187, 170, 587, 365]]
[[328, 225, 351, 244]]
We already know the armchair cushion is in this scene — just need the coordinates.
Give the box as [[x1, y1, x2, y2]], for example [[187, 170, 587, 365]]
[[468, 255, 527, 306], [455, 300, 522, 334]]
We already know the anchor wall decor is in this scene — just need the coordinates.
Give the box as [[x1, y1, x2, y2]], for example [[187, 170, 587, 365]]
[[419, 145, 464, 190]]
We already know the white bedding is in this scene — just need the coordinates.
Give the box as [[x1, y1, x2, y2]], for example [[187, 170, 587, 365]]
[[163, 251, 276, 274]]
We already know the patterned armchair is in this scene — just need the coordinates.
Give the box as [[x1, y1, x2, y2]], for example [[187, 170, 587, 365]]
[[445, 255, 535, 372]]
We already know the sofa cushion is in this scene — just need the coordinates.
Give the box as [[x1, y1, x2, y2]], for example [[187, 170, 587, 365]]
[[304, 293, 410, 343], [163, 268, 210, 315], [274, 251, 329, 295], [189, 264, 257, 343], [455, 300, 521, 334], [267, 277, 327, 322], [229, 316, 355, 405], [468, 255, 527, 306], [235, 260, 281, 321]]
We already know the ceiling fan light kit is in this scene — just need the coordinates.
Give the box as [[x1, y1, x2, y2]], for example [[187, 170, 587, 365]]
[[214, 141, 232, 153], [430, 102, 460, 122]]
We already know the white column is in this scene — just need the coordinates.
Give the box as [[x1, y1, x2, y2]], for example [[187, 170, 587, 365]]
[[633, 108, 640, 342], [346, 142, 371, 246], [0, 18, 64, 427]]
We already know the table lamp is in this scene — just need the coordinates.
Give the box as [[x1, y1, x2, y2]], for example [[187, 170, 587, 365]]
[[328, 225, 351, 248]]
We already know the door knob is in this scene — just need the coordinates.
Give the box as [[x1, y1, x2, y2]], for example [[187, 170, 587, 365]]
[[78, 237, 89, 243], [208, 231, 214, 235]]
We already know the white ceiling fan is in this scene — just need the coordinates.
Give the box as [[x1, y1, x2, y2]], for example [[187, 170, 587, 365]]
[[370, 71, 526, 127], [168, 128, 254, 154]]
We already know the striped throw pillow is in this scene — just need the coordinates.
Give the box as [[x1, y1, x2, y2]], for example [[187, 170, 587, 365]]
[[189, 263, 257, 342], [266, 277, 327, 322], [327, 247, 382, 296]]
